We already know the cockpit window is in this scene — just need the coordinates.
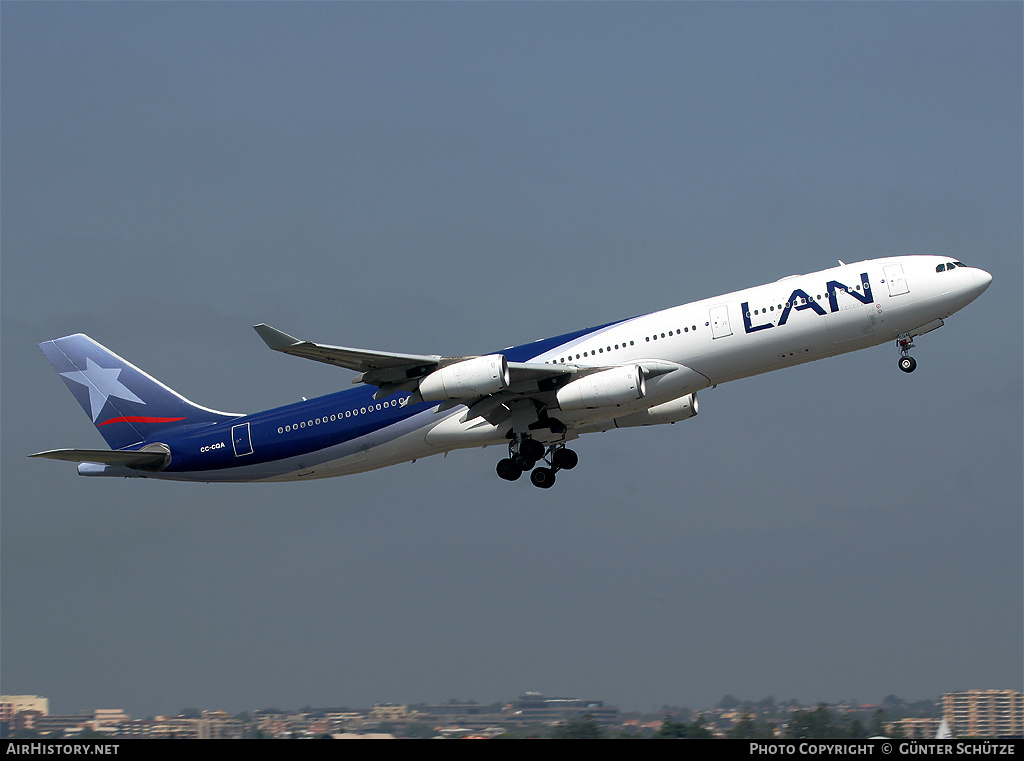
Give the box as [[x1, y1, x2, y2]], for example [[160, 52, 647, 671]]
[[936, 264, 946, 272]]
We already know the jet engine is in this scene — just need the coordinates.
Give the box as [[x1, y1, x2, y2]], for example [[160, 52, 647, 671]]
[[556, 365, 645, 411], [417, 354, 510, 401], [610, 392, 698, 427], [572, 393, 699, 435]]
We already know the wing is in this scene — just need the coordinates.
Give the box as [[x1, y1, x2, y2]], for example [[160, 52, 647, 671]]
[[254, 323, 443, 377], [254, 324, 574, 419], [253, 324, 684, 427]]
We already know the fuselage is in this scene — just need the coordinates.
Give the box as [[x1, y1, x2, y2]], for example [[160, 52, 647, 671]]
[[71, 255, 991, 482]]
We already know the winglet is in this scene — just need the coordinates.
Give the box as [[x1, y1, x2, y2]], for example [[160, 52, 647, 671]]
[[254, 323, 303, 351]]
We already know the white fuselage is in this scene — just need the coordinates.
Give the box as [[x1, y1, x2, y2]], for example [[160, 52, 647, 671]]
[[230, 254, 988, 483]]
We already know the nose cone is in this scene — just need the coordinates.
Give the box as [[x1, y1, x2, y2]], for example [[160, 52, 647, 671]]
[[962, 267, 993, 306], [973, 267, 993, 294]]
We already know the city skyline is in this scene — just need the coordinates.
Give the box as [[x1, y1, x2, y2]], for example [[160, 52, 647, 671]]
[[9, 689, 1020, 739]]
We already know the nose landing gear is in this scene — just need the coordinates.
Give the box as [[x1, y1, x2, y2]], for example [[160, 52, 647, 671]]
[[897, 334, 918, 373]]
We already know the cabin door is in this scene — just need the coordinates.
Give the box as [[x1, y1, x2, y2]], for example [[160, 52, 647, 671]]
[[232, 422, 253, 457], [709, 305, 733, 339], [883, 264, 909, 296]]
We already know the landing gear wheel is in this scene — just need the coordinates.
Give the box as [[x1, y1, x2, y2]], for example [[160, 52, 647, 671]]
[[519, 438, 545, 462], [551, 448, 578, 471], [898, 356, 917, 373], [896, 334, 918, 374], [530, 467, 556, 489], [496, 458, 523, 481], [516, 456, 537, 472]]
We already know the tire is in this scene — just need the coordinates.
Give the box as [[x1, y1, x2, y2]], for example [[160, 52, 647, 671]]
[[520, 438, 545, 462], [496, 458, 522, 481], [899, 356, 917, 373], [551, 448, 578, 471], [530, 467, 556, 489], [516, 457, 537, 472]]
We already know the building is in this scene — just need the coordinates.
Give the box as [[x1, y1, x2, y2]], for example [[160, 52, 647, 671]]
[[92, 709, 130, 732], [197, 711, 245, 739], [504, 692, 619, 726], [369, 703, 409, 722], [941, 690, 1023, 738], [890, 717, 941, 739], [1, 695, 49, 724]]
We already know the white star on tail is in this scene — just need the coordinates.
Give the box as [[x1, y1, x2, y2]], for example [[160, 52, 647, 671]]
[[61, 358, 144, 421]]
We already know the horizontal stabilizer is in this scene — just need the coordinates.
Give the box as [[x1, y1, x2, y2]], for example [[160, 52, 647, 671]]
[[29, 448, 168, 468]]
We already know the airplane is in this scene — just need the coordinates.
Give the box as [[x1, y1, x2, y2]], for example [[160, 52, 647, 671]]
[[31, 255, 991, 488]]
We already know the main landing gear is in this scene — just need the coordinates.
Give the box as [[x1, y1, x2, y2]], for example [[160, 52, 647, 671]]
[[896, 334, 918, 373], [496, 436, 578, 489]]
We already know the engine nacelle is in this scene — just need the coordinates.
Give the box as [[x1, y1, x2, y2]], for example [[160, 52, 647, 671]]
[[611, 392, 698, 428], [418, 354, 510, 401], [556, 366, 645, 411]]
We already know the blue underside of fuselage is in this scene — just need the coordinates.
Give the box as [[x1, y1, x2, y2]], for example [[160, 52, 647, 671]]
[[126, 317, 629, 474]]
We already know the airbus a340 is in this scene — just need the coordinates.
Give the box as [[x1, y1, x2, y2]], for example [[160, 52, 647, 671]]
[[33, 255, 991, 488]]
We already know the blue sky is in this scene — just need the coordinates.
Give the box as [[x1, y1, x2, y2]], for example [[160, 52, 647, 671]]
[[2, 2, 1020, 716]]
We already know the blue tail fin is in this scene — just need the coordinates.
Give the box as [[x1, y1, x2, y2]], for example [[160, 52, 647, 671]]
[[40, 334, 241, 450]]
